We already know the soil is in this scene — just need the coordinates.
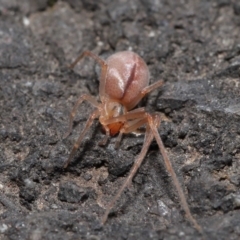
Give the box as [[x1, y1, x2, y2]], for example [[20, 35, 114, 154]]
[[1, 0, 240, 239]]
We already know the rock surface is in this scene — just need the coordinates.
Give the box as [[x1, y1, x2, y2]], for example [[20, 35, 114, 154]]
[[0, 0, 240, 239]]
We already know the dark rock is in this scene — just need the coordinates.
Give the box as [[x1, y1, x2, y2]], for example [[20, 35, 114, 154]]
[[1, 0, 240, 239], [58, 181, 89, 203]]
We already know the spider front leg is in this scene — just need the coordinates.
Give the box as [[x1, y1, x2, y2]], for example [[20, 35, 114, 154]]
[[102, 113, 154, 224], [101, 112, 202, 233], [114, 115, 149, 148], [148, 114, 202, 233]]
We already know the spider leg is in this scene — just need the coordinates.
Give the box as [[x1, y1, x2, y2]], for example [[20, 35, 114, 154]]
[[69, 50, 108, 98], [64, 109, 100, 168], [69, 50, 106, 69], [99, 107, 147, 149], [101, 116, 154, 224], [102, 112, 202, 233], [126, 80, 164, 110], [100, 108, 147, 148], [142, 80, 164, 95], [104, 107, 146, 125], [148, 114, 202, 233], [114, 132, 123, 149], [64, 94, 99, 139], [114, 114, 148, 149], [98, 127, 110, 146]]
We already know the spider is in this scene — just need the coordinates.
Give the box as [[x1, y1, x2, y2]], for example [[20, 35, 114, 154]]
[[64, 50, 202, 232]]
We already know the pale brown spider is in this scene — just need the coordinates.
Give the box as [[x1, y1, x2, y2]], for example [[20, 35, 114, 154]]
[[64, 50, 202, 232]]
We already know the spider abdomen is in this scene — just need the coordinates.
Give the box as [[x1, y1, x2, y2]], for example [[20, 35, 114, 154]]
[[104, 51, 150, 110]]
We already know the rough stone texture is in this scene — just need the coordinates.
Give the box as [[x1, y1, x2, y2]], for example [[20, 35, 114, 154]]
[[0, 0, 240, 239]]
